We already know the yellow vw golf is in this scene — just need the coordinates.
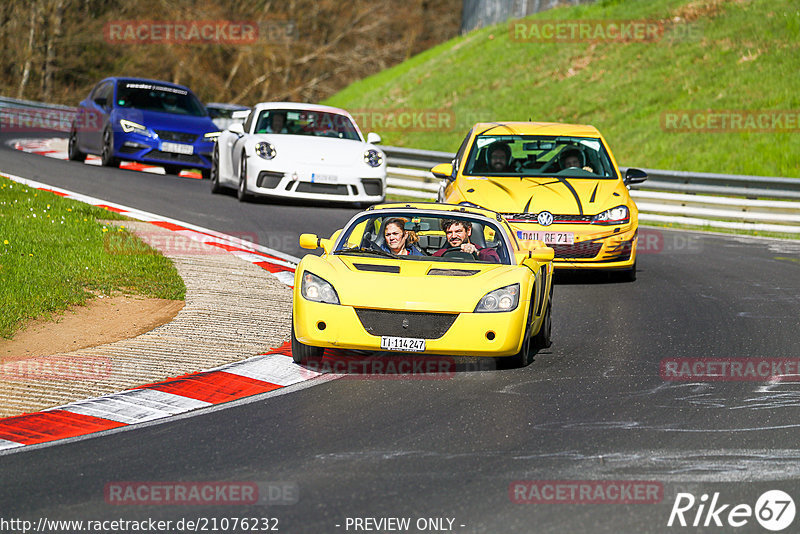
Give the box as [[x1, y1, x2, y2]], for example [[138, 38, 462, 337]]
[[434, 122, 647, 280], [292, 203, 554, 368]]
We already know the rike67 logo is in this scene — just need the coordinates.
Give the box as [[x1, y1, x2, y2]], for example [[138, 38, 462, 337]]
[[668, 490, 795, 531]]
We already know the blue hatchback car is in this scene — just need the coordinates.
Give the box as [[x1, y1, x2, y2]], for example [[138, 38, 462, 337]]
[[68, 77, 220, 178]]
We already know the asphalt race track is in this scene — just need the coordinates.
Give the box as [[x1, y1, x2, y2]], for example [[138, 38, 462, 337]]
[[2, 135, 800, 533]]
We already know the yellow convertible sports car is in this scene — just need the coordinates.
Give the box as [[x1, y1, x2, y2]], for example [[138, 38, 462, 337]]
[[434, 122, 647, 280], [292, 203, 554, 368]]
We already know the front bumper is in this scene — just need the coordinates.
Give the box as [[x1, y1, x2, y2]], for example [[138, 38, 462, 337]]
[[115, 131, 214, 169], [512, 222, 638, 270], [246, 164, 385, 203], [293, 299, 528, 357]]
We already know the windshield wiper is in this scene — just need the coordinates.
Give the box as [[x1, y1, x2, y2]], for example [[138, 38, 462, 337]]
[[333, 246, 397, 259]]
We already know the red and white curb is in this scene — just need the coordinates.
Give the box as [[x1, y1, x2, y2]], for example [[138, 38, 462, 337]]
[[0, 169, 314, 451], [12, 137, 204, 179], [0, 343, 324, 451]]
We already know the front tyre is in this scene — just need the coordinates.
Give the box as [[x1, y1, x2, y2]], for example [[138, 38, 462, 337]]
[[613, 261, 637, 283], [531, 296, 552, 349], [67, 125, 85, 162], [498, 295, 536, 369], [237, 151, 252, 202], [210, 144, 223, 194], [291, 320, 324, 364], [100, 127, 119, 167]]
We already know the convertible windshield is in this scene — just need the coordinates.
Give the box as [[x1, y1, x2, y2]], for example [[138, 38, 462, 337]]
[[116, 82, 207, 116], [253, 109, 361, 140], [464, 134, 617, 179], [334, 212, 512, 265]]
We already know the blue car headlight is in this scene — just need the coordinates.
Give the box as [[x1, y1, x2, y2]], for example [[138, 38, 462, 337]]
[[301, 272, 340, 304], [363, 149, 383, 168], [119, 119, 151, 136], [475, 283, 520, 313], [203, 131, 221, 141], [255, 141, 276, 160], [591, 205, 629, 225]]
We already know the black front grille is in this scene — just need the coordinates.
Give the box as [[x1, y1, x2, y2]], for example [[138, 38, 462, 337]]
[[257, 171, 284, 189], [355, 309, 457, 339], [155, 130, 198, 143], [505, 213, 593, 224], [147, 150, 204, 164], [118, 145, 139, 154], [295, 182, 350, 195], [552, 241, 603, 259], [361, 178, 383, 196]]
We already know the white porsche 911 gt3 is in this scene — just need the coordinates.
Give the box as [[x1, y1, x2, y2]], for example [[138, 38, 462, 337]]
[[210, 102, 386, 206]]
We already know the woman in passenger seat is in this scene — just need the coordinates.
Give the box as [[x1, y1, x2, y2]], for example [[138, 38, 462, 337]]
[[380, 218, 424, 256]]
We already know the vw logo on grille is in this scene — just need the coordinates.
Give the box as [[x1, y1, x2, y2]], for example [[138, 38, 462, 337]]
[[402, 319, 409, 329], [537, 211, 554, 226]]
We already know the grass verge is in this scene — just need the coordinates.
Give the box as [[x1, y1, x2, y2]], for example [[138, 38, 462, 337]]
[[0, 175, 185, 339]]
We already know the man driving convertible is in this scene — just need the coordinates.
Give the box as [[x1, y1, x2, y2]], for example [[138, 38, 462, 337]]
[[433, 219, 500, 263]]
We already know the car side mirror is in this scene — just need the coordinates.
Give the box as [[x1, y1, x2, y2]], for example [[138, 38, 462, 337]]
[[366, 132, 381, 144], [431, 163, 454, 181], [516, 244, 554, 265], [299, 234, 320, 250], [228, 122, 245, 135], [529, 247, 555, 262], [624, 168, 647, 186]]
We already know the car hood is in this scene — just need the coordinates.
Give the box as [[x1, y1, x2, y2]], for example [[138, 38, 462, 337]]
[[115, 108, 218, 134], [456, 176, 630, 216], [252, 135, 379, 168], [299, 255, 523, 313]]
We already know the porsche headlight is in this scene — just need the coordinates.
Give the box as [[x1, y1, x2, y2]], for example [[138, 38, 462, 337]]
[[301, 272, 340, 304], [475, 283, 520, 313], [363, 149, 383, 168], [255, 141, 276, 160], [592, 205, 629, 225], [120, 119, 149, 135]]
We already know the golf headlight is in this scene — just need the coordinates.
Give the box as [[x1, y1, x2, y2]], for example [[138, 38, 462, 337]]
[[120, 119, 148, 135], [203, 131, 221, 140], [592, 205, 629, 225], [363, 149, 383, 168], [255, 141, 276, 160], [475, 283, 520, 313], [301, 272, 340, 304]]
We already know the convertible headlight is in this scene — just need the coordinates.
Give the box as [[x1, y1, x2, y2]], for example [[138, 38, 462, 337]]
[[203, 131, 221, 140], [119, 119, 149, 135], [301, 272, 340, 304], [475, 283, 520, 313], [255, 141, 276, 160], [592, 205, 629, 225], [363, 149, 384, 168]]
